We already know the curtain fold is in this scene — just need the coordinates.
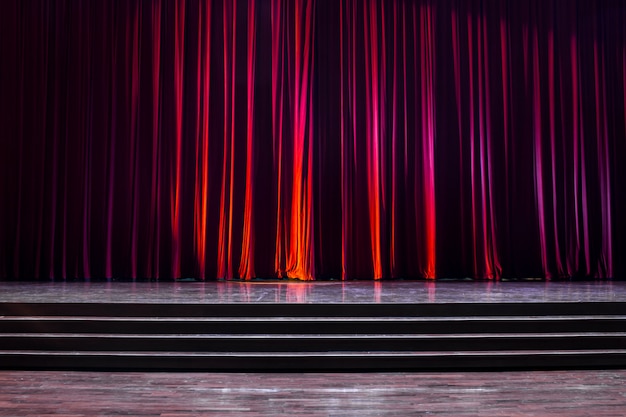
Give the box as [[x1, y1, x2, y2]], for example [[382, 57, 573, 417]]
[[1, 0, 625, 280]]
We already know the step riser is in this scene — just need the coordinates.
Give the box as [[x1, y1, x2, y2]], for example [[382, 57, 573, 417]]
[[1, 353, 625, 371], [2, 301, 625, 371], [2, 336, 625, 352], [1, 320, 625, 334]]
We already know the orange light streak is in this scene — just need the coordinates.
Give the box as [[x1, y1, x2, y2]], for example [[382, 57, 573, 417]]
[[275, 0, 315, 280], [363, 0, 382, 279], [289, 0, 315, 280]]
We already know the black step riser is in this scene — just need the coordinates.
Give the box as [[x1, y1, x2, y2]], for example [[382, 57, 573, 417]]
[[3, 336, 625, 352], [1, 320, 625, 334], [1, 352, 626, 371], [2, 302, 625, 317], [2, 301, 625, 371]]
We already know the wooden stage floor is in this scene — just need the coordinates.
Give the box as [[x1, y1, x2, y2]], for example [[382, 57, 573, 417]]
[[1, 369, 626, 416]]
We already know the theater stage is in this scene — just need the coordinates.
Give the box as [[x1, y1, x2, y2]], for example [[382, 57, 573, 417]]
[[0, 280, 625, 372]]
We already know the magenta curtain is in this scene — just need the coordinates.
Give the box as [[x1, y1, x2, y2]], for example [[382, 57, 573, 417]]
[[1, 0, 625, 280]]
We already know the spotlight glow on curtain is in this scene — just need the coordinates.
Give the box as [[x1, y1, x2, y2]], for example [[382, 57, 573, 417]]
[[1, 0, 625, 280]]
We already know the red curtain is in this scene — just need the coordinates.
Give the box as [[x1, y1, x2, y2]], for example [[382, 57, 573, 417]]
[[1, 0, 625, 280]]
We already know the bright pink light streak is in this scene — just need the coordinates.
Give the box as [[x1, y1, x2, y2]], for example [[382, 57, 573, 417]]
[[290, 0, 307, 279], [171, 0, 185, 278], [399, 2, 411, 271], [347, 0, 356, 279], [352, 1, 357, 180], [193, 6, 203, 277], [477, 14, 489, 279], [379, 1, 387, 212], [340, 0, 346, 278], [420, 3, 436, 279], [412, 5, 420, 278], [305, 82, 315, 279], [363, 0, 382, 279], [307, 2, 317, 280], [239, 0, 256, 279]]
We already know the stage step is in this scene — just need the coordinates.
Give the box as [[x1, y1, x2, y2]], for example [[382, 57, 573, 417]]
[[1, 332, 626, 352], [0, 302, 625, 371], [2, 315, 626, 334], [2, 350, 626, 371], [1, 302, 625, 317]]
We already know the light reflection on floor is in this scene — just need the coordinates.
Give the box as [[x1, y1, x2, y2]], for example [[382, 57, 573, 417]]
[[0, 280, 623, 304]]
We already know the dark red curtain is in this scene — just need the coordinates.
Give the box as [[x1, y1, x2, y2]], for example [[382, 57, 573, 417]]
[[1, 0, 625, 280]]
